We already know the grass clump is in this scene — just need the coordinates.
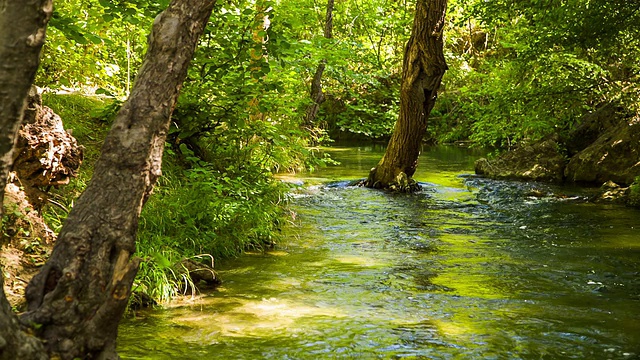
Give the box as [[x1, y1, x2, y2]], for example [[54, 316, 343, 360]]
[[134, 151, 291, 302], [41, 93, 110, 232], [39, 93, 293, 304]]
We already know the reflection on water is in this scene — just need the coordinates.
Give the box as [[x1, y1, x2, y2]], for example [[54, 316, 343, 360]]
[[119, 144, 640, 359]]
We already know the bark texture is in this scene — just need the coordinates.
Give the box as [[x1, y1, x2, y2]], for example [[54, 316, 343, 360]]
[[19, 1, 216, 359], [0, 1, 52, 359], [304, 0, 334, 126], [364, 0, 448, 192], [0, 0, 52, 220]]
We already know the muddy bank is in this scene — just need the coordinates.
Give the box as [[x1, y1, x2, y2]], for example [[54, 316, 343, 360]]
[[1, 184, 55, 309]]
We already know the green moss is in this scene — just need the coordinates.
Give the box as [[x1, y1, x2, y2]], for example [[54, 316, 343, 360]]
[[627, 177, 640, 207]]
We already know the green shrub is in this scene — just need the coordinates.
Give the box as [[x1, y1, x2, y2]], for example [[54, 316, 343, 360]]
[[39, 93, 299, 305], [627, 177, 640, 207]]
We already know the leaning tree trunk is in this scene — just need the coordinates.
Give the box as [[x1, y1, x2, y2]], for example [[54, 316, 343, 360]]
[[304, 0, 334, 126], [364, 0, 448, 192], [0, 1, 52, 359], [16, 1, 216, 359]]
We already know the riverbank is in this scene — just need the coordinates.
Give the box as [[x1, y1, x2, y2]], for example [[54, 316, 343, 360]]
[[1, 92, 292, 309], [474, 104, 640, 207]]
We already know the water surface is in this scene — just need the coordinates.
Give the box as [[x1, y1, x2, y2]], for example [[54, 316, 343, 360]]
[[119, 144, 640, 359]]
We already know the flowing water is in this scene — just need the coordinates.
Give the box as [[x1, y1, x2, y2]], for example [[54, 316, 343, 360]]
[[118, 144, 640, 359]]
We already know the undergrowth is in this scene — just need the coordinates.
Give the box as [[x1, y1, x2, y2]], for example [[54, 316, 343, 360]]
[[41, 93, 109, 232], [40, 93, 294, 304]]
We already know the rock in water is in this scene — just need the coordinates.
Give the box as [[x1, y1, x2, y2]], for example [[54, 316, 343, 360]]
[[176, 258, 221, 286], [590, 180, 630, 204], [474, 105, 640, 188], [474, 135, 566, 183]]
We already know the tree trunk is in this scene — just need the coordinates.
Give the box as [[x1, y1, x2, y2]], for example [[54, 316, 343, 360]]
[[304, 0, 335, 126], [13, 1, 215, 359], [0, 1, 52, 359], [0, 0, 52, 220], [248, 0, 271, 122], [364, 0, 448, 192]]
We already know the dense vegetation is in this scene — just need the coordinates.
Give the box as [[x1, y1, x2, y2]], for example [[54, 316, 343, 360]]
[[31, 0, 640, 301]]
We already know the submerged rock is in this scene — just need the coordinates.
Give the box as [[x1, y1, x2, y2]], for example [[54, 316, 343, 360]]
[[474, 135, 566, 183], [176, 258, 221, 286], [590, 180, 630, 204], [129, 291, 158, 310]]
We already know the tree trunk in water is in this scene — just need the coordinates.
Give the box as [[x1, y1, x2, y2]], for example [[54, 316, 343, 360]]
[[304, 0, 334, 126], [16, 1, 216, 359], [0, 1, 52, 359], [364, 0, 448, 192]]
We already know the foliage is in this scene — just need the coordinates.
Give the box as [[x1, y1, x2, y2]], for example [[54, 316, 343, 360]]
[[316, 0, 413, 139], [29, 0, 640, 304], [38, 0, 157, 93], [33, 0, 640, 149], [432, 0, 640, 148], [39, 93, 110, 224], [138, 150, 289, 255], [132, 148, 292, 300]]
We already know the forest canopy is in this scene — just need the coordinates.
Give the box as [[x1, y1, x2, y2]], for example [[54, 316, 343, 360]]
[[40, 0, 640, 147]]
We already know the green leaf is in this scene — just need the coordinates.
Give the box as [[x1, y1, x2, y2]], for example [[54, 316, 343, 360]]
[[95, 88, 114, 96], [152, 252, 172, 269]]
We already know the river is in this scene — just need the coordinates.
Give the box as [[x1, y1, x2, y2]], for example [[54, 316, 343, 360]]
[[118, 144, 640, 359]]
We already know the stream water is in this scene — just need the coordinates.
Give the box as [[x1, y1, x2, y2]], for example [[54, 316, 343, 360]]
[[118, 144, 640, 359]]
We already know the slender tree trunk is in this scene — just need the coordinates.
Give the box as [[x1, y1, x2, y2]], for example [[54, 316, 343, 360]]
[[304, 0, 334, 126], [0, 0, 52, 220], [2, 1, 216, 359], [364, 0, 448, 192], [0, 1, 52, 359], [248, 0, 271, 122]]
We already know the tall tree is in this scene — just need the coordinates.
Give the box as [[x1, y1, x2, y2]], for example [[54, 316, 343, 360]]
[[304, 0, 335, 126], [0, 0, 216, 359], [0, 1, 53, 359], [364, 0, 448, 191]]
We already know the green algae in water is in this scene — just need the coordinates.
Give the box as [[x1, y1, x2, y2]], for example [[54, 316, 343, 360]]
[[119, 145, 640, 359]]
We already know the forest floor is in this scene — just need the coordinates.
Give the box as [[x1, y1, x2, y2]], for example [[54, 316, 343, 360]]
[[1, 183, 55, 309]]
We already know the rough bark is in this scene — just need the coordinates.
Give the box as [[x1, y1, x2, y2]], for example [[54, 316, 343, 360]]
[[18, 1, 216, 359], [0, 1, 52, 359], [0, 279, 47, 360], [0, 0, 52, 221], [364, 0, 448, 192], [304, 0, 334, 126]]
